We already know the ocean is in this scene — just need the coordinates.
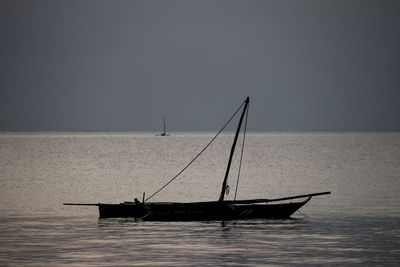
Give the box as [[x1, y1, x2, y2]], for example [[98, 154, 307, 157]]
[[0, 132, 399, 266]]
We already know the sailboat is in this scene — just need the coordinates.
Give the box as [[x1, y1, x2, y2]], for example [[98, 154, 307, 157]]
[[64, 97, 330, 220], [156, 116, 169, 136]]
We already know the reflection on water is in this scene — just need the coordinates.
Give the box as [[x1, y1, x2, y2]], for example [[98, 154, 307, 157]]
[[0, 132, 400, 265], [0, 215, 399, 266]]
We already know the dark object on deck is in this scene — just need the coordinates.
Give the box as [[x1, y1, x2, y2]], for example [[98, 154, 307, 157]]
[[64, 97, 330, 221]]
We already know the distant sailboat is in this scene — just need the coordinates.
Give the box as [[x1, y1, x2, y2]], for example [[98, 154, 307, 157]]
[[157, 116, 169, 136]]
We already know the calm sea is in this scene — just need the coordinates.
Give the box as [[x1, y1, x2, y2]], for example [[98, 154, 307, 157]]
[[0, 132, 399, 266]]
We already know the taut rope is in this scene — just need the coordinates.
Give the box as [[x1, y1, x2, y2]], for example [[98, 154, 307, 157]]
[[145, 99, 247, 202]]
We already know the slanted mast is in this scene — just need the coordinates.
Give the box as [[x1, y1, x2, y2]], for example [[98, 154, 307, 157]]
[[219, 97, 249, 202]]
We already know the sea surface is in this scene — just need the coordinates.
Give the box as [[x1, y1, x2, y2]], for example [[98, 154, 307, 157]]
[[0, 132, 399, 266]]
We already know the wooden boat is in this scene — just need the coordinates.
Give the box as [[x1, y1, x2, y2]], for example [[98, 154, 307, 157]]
[[64, 97, 330, 220]]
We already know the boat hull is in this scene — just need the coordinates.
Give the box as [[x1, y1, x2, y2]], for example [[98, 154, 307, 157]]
[[98, 199, 309, 221]]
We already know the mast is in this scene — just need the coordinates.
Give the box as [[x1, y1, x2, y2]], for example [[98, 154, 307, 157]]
[[219, 96, 249, 202], [163, 116, 166, 135]]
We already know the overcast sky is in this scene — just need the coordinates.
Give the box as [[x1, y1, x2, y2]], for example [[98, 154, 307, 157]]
[[1, 0, 399, 131]]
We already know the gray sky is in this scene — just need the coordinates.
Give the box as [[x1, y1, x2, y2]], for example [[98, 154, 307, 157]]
[[1, 0, 399, 131]]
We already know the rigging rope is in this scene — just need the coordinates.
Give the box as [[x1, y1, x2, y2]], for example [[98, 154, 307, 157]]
[[234, 101, 249, 200], [145, 99, 247, 202], [297, 209, 309, 218]]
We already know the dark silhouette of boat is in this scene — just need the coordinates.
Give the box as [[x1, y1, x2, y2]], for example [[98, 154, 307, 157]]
[[156, 116, 169, 136], [64, 97, 330, 220]]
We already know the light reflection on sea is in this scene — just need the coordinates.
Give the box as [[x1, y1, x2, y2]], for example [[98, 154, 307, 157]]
[[0, 215, 399, 266], [0, 132, 399, 266]]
